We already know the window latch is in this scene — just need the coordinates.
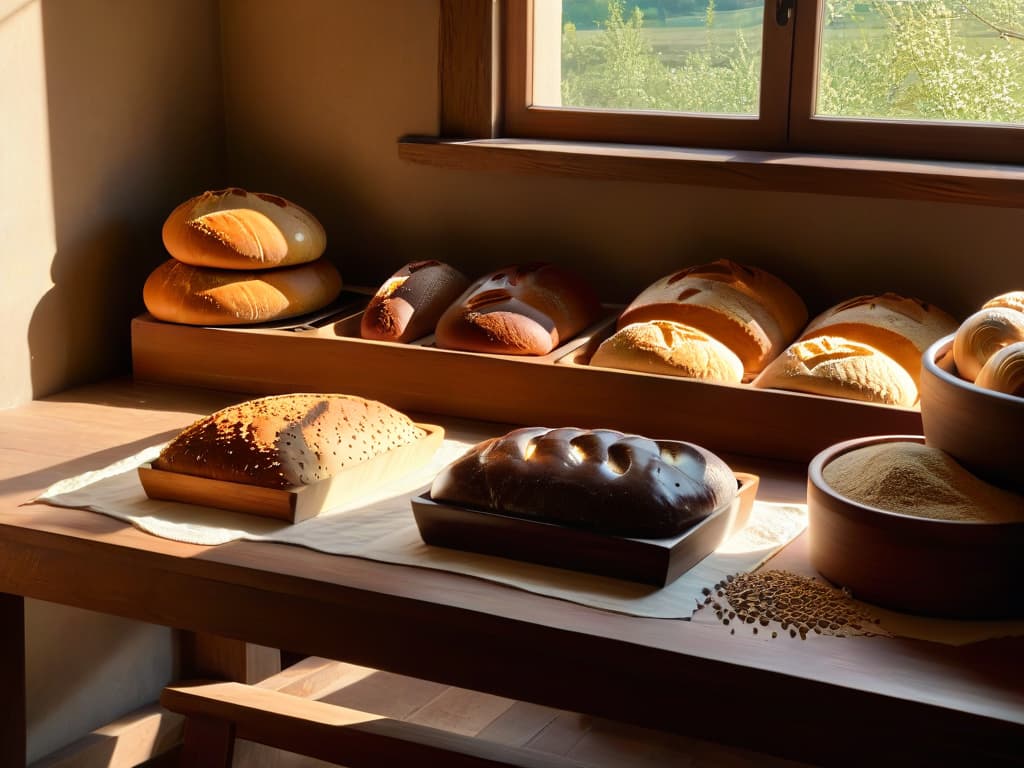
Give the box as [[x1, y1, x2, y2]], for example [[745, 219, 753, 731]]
[[776, 0, 796, 26]]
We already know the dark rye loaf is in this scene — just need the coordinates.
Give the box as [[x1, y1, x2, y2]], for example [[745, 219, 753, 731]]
[[430, 427, 736, 538], [153, 394, 425, 489]]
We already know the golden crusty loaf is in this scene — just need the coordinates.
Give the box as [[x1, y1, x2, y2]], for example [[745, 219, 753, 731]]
[[591, 320, 744, 384], [435, 263, 602, 355], [616, 260, 807, 378], [799, 293, 957, 384], [752, 335, 918, 407], [952, 307, 1024, 382], [361, 260, 470, 343], [143, 258, 342, 326], [430, 427, 736, 538], [983, 291, 1024, 315], [153, 394, 426, 489], [975, 341, 1024, 396], [163, 188, 327, 270]]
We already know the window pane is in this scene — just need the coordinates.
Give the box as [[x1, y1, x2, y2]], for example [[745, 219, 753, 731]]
[[532, 0, 764, 116], [817, 0, 1024, 124]]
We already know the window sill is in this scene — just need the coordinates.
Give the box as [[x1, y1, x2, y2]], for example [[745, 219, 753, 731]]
[[398, 137, 1024, 209]]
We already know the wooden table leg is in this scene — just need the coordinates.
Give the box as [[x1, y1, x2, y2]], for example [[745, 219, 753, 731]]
[[0, 593, 25, 768]]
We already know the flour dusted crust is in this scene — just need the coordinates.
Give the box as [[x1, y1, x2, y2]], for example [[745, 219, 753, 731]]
[[800, 293, 957, 384], [143, 258, 342, 326], [163, 188, 327, 270], [752, 335, 918, 407], [153, 394, 426, 489], [361, 260, 470, 343], [430, 427, 736, 538], [591, 320, 744, 383]]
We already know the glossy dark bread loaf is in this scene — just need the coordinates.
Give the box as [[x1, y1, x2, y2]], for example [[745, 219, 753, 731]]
[[435, 263, 603, 355], [153, 394, 426, 488], [430, 427, 736, 537], [361, 260, 470, 342]]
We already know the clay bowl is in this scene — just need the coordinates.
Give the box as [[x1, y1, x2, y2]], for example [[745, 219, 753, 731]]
[[920, 333, 1024, 493], [807, 435, 1024, 619]]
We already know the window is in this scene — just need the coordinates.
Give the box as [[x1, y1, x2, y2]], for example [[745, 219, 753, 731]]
[[501, 0, 1024, 163]]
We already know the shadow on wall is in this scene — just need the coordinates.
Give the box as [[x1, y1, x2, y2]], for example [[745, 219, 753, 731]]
[[28, 0, 226, 400]]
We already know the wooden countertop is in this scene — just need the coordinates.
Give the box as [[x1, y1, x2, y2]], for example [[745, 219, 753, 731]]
[[1, 379, 1021, 767]]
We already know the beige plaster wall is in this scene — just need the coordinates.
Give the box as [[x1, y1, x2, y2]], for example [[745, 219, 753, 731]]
[[220, 0, 1023, 320], [1, 0, 224, 760]]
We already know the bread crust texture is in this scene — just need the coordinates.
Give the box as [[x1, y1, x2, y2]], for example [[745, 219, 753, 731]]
[[361, 260, 470, 342]]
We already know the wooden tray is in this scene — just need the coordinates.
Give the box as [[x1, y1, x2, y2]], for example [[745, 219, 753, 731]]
[[410, 472, 759, 587], [138, 423, 445, 523], [807, 434, 1024, 618], [132, 304, 922, 462]]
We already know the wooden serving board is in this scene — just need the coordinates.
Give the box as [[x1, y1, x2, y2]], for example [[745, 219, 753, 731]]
[[138, 424, 445, 524], [411, 472, 759, 587]]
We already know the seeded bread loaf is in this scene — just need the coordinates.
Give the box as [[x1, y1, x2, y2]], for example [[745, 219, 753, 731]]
[[153, 394, 426, 489], [163, 188, 327, 270], [752, 336, 918, 407], [361, 260, 470, 343], [435, 263, 603, 355], [430, 427, 736, 538], [590, 320, 744, 383], [143, 258, 342, 326]]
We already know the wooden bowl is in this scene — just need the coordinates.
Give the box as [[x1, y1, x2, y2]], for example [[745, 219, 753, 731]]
[[808, 435, 1024, 619], [920, 333, 1024, 493]]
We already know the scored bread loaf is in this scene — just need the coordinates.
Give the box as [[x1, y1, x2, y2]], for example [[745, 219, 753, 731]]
[[153, 394, 426, 488], [590, 320, 744, 384], [952, 307, 1024, 382], [616, 260, 807, 378], [799, 293, 957, 384], [143, 258, 342, 326], [163, 188, 327, 270], [430, 427, 736, 538], [435, 263, 602, 355], [361, 260, 470, 343], [752, 335, 918, 407]]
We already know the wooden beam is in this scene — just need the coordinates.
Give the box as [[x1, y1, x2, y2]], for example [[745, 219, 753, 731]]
[[440, 0, 500, 138]]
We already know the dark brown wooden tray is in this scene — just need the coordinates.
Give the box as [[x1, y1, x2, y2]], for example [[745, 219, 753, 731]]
[[410, 473, 759, 587]]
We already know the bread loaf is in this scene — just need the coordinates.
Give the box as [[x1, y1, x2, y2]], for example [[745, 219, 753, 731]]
[[799, 293, 957, 384], [163, 188, 326, 270], [143, 258, 342, 326], [616, 260, 806, 377], [982, 291, 1024, 315], [430, 427, 736, 538], [361, 260, 470, 343], [975, 341, 1024, 396], [952, 307, 1024, 382], [752, 335, 918, 407], [590, 320, 744, 383], [435, 263, 602, 355], [153, 394, 426, 488]]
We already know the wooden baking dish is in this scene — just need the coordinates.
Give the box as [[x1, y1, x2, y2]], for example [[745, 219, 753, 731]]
[[410, 472, 759, 587], [132, 296, 922, 463], [138, 423, 445, 523]]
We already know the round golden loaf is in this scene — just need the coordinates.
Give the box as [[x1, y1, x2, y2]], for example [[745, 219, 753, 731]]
[[153, 394, 426, 488], [952, 307, 1024, 382], [143, 258, 342, 326], [982, 291, 1024, 315], [590, 320, 743, 383], [163, 188, 327, 270], [975, 341, 1024, 397], [799, 293, 957, 384], [752, 335, 918, 407], [361, 260, 470, 343], [430, 427, 736, 538]]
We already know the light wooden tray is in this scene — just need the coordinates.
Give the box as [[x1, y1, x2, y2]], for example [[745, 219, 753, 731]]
[[138, 423, 445, 523], [132, 297, 922, 463], [410, 473, 759, 587]]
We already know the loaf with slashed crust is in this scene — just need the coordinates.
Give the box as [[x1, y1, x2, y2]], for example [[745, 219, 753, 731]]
[[153, 394, 426, 488], [361, 260, 470, 343], [163, 188, 327, 270], [430, 427, 736, 538]]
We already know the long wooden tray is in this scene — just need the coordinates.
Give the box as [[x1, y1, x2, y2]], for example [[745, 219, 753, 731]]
[[410, 473, 759, 587], [132, 302, 923, 462], [138, 423, 445, 523]]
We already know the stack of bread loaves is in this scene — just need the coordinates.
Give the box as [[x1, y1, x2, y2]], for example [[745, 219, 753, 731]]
[[950, 291, 1024, 396], [753, 293, 957, 407], [144, 188, 342, 325], [591, 259, 807, 383]]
